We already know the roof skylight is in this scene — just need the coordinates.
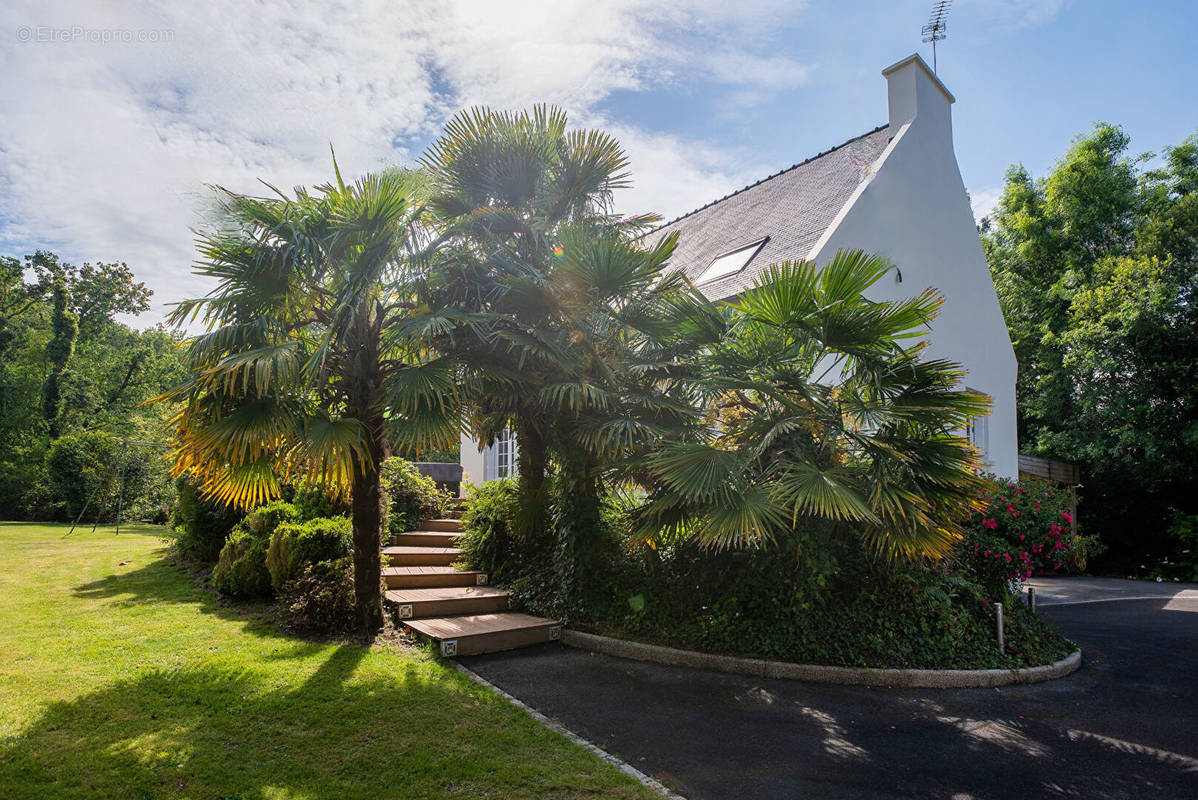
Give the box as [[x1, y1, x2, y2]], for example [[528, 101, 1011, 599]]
[[696, 238, 767, 284]]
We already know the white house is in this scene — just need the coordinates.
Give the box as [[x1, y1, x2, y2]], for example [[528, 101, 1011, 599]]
[[461, 53, 1018, 482]]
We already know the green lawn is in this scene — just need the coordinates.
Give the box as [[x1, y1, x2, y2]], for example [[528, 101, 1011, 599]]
[[0, 522, 654, 799]]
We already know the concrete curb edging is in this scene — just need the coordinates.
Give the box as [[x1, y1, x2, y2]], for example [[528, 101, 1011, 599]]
[[561, 630, 1082, 689], [452, 663, 686, 799]]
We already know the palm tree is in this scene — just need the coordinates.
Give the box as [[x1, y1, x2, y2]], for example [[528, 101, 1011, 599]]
[[406, 210, 706, 614], [520, 226, 710, 606], [163, 165, 458, 632], [632, 250, 989, 560], [414, 105, 641, 537]]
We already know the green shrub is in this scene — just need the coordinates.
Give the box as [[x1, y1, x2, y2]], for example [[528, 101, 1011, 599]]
[[266, 516, 352, 591], [170, 478, 242, 562], [457, 479, 520, 578], [477, 483, 1073, 669], [170, 485, 343, 564], [381, 457, 450, 539], [210, 500, 301, 599], [240, 500, 299, 536], [291, 485, 350, 522], [212, 530, 272, 599], [277, 557, 357, 636], [955, 474, 1103, 595], [570, 532, 1072, 670], [458, 479, 632, 621]]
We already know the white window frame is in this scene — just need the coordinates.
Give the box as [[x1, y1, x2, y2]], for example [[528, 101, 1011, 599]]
[[495, 429, 513, 479], [964, 388, 991, 459], [484, 428, 517, 481], [696, 238, 768, 285]]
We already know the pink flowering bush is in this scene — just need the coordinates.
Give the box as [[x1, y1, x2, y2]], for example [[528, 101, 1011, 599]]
[[953, 474, 1100, 596]]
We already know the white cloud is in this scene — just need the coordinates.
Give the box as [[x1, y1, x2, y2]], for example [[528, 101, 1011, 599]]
[[611, 125, 767, 223], [969, 185, 1004, 222], [706, 53, 812, 92], [0, 0, 809, 324]]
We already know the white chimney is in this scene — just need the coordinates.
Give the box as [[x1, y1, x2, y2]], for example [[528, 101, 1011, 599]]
[[882, 53, 955, 147]]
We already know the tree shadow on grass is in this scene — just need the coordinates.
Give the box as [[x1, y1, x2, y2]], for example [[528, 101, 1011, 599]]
[[70, 554, 290, 636], [0, 643, 623, 800]]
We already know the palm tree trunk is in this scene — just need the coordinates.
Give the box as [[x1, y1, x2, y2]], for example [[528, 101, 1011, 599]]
[[349, 318, 387, 635], [514, 416, 548, 540], [351, 438, 385, 634], [551, 451, 601, 620]]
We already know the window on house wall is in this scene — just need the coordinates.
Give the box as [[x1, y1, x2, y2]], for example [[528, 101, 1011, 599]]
[[485, 428, 516, 481], [964, 388, 991, 459], [495, 429, 513, 479], [696, 238, 768, 284]]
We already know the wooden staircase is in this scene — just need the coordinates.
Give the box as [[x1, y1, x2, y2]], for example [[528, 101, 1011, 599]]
[[384, 500, 560, 657]]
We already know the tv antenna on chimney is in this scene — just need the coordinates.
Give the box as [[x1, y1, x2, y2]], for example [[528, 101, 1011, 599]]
[[921, 0, 952, 73]]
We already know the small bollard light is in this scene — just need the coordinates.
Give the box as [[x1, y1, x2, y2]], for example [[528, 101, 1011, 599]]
[[995, 602, 1005, 653], [1027, 586, 1036, 612]]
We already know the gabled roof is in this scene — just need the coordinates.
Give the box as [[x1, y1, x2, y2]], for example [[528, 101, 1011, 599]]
[[650, 125, 892, 300]]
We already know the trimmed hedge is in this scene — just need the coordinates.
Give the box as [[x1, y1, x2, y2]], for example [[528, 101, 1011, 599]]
[[291, 485, 350, 521], [211, 501, 299, 599], [240, 501, 299, 537], [266, 516, 352, 591], [212, 530, 272, 599]]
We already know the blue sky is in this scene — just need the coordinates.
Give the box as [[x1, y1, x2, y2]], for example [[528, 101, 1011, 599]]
[[1, 0, 1195, 325]]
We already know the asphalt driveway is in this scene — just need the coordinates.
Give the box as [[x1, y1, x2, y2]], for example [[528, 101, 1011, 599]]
[[460, 578, 1198, 799]]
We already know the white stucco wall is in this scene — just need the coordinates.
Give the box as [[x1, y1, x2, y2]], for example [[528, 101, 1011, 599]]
[[807, 54, 1019, 477], [459, 429, 517, 486], [459, 431, 486, 488]]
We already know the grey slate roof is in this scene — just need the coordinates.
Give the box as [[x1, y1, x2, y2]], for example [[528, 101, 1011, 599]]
[[650, 125, 892, 300]]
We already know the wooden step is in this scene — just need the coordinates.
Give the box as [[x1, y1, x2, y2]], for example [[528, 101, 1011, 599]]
[[383, 565, 487, 589], [404, 612, 561, 657], [421, 518, 463, 533], [385, 586, 509, 619], [393, 530, 460, 547], [384, 545, 462, 567]]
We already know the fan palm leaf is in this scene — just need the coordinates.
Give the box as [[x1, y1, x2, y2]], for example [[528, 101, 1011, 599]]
[[643, 249, 988, 559]]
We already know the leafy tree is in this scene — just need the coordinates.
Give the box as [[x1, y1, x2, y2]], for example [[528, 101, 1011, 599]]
[[0, 255, 55, 424], [164, 166, 457, 632], [40, 282, 77, 438], [45, 430, 151, 521], [981, 124, 1141, 443], [0, 251, 176, 519], [68, 260, 152, 336], [983, 125, 1198, 567]]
